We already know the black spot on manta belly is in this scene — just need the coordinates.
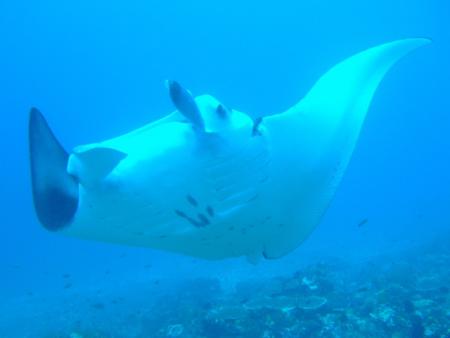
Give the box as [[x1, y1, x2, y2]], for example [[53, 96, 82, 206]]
[[186, 194, 198, 207], [175, 209, 187, 218], [206, 205, 215, 217], [197, 213, 210, 226], [174, 209, 210, 228]]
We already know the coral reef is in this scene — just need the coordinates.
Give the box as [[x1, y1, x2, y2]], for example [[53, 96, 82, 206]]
[[1, 239, 449, 338]]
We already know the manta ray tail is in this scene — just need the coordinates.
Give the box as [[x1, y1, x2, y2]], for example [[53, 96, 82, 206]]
[[29, 108, 79, 231]]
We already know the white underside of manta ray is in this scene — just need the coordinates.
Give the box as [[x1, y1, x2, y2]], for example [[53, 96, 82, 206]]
[[29, 38, 429, 262]]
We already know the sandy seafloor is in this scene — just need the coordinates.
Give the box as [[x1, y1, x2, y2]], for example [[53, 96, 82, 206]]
[[1, 234, 449, 338]]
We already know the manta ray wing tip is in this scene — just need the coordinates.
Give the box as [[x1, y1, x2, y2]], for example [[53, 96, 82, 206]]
[[28, 107, 79, 231]]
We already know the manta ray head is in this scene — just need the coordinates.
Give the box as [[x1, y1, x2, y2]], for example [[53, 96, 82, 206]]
[[167, 80, 255, 135]]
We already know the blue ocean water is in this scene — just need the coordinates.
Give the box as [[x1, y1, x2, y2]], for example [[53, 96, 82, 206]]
[[1, 1, 449, 337]]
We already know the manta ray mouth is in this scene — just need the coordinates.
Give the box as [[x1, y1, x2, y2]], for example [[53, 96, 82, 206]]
[[29, 108, 79, 231]]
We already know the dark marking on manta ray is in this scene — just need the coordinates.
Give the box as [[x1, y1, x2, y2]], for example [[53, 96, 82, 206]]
[[186, 194, 198, 207], [265, 216, 272, 221], [197, 213, 210, 225], [174, 209, 210, 227], [206, 205, 215, 217], [175, 209, 187, 218], [247, 194, 259, 203], [259, 176, 269, 183]]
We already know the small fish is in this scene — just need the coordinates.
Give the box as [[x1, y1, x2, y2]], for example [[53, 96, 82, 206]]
[[91, 302, 105, 310], [8, 264, 21, 270], [357, 218, 368, 228], [356, 286, 369, 293]]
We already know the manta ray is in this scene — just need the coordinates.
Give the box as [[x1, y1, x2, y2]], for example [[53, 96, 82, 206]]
[[29, 38, 429, 262]]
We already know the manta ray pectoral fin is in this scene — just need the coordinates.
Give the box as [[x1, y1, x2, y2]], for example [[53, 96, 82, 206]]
[[166, 80, 205, 131], [262, 38, 431, 259], [69, 147, 127, 186], [29, 108, 79, 231], [286, 38, 431, 124]]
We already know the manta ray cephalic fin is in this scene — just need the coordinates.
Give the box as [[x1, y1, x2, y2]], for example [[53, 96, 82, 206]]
[[166, 80, 205, 131]]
